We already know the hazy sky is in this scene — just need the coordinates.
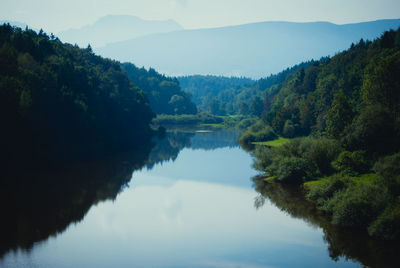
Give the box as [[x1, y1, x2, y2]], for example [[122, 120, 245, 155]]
[[1, 0, 400, 33]]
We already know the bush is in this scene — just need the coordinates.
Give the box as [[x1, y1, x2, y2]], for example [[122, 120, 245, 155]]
[[306, 174, 348, 208], [299, 137, 342, 177], [330, 184, 389, 227], [368, 200, 400, 240], [237, 117, 258, 130], [342, 105, 397, 154], [252, 137, 341, 182], [249, 120, 267, 132], [238, 122, 277, 150], [267, 156, 308, 183], [374, 152, 400, 195], [253, 145, 273, 171], [332, 150, 371, 175]]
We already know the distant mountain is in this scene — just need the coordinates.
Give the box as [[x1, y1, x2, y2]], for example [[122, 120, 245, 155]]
[[96, 19, 400, 78], [57, 15, 183, 48]]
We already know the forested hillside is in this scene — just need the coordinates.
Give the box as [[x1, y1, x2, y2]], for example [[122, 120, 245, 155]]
[[244, 28, 400, 240], [0, 24, 155, 169], [258, 29, 400, 145], [178, 75, 254, 108], [122, 63, 197, 115], [178, 62, 313, 116]]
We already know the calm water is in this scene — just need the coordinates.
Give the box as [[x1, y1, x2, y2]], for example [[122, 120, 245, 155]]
[[0, 130, 379, 267]]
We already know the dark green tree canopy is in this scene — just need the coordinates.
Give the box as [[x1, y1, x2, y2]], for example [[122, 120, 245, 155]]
[[0, 24, 155, 168], [121, 63, 197, 115]]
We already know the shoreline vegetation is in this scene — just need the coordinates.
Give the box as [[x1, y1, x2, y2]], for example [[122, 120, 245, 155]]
[[151, 113, 251, 130], [239, 28, 400, 241]]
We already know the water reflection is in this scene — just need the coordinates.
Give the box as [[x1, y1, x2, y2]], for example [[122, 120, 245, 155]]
[[0, 146, 154, 258], [0, 129, 239, 259], [145, 129, 240, 169], [252, 176, 400, 268], [0, 130, 370, 268], [1, 142, 359, 268]]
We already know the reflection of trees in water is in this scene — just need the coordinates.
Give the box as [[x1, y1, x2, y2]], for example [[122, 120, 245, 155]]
[[145, 130, 240, 169], [190, 130, 240, 150], [0, 129, 242, 258], [145, 131, 194, 169], [0, 142, 154, 258], [252, 176, 400, 268]]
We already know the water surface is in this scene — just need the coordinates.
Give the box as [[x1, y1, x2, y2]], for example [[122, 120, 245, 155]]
[[0, 131, 364, 267]]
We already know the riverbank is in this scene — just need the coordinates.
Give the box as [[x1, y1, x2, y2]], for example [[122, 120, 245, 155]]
[[152, 113, 254, 130], [246, 136, 400, 241]]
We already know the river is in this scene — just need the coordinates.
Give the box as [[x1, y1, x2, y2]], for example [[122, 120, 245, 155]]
[[0, 130, 391, 267]]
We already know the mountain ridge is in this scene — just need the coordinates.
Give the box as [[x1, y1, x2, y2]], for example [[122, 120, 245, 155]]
[[57, 15, 183, 47], [96, 19, 400, 78]]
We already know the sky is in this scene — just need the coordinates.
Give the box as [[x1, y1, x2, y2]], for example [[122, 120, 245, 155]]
[[1, 0, 400, 33]]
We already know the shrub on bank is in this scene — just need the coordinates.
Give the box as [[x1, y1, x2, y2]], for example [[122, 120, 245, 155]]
[[152, 113, 223, 125], [329, 183, 389, 227], [373, 152, 400, 196], [238, 122, 277, 150], [253, 137, 341, 182], [368, 200, 400, 240], [306, 174, 348, 208], [332, 150, 371, 175]]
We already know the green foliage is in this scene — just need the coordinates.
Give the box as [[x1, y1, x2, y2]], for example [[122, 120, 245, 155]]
[[253, 137, 290, 147], [178, 75, 254, 107], [362, 51, 400, 119], [0, 24, 154, 167], [368, 199, 400, 240], [306, 174, 348, 208], [152, 113, 223, 126], [267, 156, 308, 183], [238, 121, 277, 150], [306, 170, 400, 240], [236, 28, 400, 148], [253, 137, 341, 182], [329, 184, 389, 227], [122, 63, 197, 115], [326, 91, 354, 138], [299, 137, 342, 177], [374, 153, 400, 195], [244, 28, 400, 241], [343, 104, 396, 154], [249, 96, 264, 117], [332, 150, 371, 175], [178, 62, 312, 116], [237, 117, 258, 130]]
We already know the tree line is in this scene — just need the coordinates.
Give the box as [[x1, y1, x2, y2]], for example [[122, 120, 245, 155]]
[[0, 24, 157, 169], [242, 28, 400, 240]]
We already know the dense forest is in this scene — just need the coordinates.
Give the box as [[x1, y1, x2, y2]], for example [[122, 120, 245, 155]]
[[0, 24, 155, 169], [242, 28, 400, 240], [122, 63, 197, 115], [178, 62, 314, 116], [178, 75, 254, 114]]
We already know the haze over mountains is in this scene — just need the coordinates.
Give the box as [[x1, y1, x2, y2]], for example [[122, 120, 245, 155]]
[[57, 15, 183, 48], [95, 19, 400, 78]]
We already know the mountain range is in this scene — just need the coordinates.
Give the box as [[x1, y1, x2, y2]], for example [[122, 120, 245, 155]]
[[95, 19, 400, 78], [57, 15, 183, 47]]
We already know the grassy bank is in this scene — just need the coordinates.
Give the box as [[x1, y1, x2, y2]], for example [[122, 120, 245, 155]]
[[249, 136, 400, 241], [252, 137, 290, 147]]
